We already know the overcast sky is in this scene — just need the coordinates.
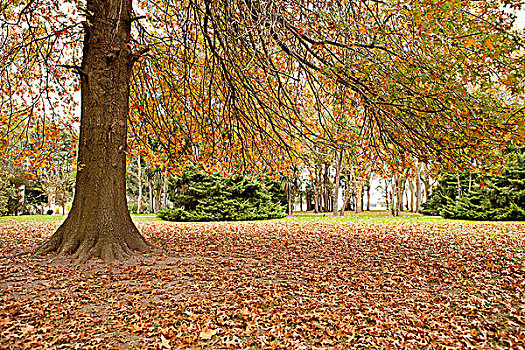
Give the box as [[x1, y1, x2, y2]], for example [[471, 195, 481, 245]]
[[514, 8, 525, 28]]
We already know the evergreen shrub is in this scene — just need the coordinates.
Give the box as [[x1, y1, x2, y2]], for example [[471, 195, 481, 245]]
[[158, 166, 286, 222], [422, 148, 525, 220]]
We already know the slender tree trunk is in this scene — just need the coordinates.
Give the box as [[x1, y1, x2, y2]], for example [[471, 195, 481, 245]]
[[415, 165, 422, 213], [20, 185, 25, 215], [421, 163, 431, 203], [162, 168, 168, 209], [34, 0, 153, 262], [339, 173, 353, 216], [306, 190, 311, 211], [137, 155, 143, 214], [286, 180, 295, 216], [408, 179, 414, 212], [355, 183, 363, 213], [396, 178, 405, 215], [313, 169, 320, 213], [323, 163, 329, 212], [332, 149, 343, 217], [48, 193, 54, 214], [148, 181, 154, 214], [384, 178, 390, 211], [360, 185, 364, 212], [154, 185, 162, 214], [456, 172, 462, 199], [313, 188, 319, 213], [391, 176, 399, 216], [365, 181, 370, 211]]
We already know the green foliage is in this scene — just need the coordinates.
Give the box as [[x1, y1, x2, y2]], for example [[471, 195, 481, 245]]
[[0, 167, 28, 216], [422, 149, 525, 221], [0, 171, 19, 215], [129, 202, 149, 214], [158, 166, 286, 222]]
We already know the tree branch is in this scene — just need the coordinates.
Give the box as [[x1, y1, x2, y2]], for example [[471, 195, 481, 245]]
[[58, 64, 88, 78]]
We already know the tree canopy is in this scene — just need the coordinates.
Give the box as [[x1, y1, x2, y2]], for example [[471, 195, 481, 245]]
[[1, 0, 524, 260]]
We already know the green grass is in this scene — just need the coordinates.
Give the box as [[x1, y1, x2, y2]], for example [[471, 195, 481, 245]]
[[284, 211, 525, 225], [0, 213, 163, 224], [286, 211, 435, 222], [131, 214, 163, 223], [0, 215, 66, 223], [0, 211, 523, 226]]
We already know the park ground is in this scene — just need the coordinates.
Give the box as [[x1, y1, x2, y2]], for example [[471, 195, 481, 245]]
[[1, 213, 524, 349]]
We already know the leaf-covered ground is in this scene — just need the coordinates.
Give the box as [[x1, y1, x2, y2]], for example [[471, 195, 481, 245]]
[[1, 215, 525, 349]]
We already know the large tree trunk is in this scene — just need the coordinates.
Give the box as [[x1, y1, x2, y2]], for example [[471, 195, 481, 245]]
[[34, 0, 153, 262]]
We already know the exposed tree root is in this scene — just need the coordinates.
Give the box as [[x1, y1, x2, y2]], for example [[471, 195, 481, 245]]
[[15, 213, 161, 263]]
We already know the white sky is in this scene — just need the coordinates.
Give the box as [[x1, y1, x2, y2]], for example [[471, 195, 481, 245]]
[[513, 8, 525, 29]]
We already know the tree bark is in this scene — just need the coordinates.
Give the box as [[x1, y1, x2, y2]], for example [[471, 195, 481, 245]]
[[33, 0, 154, 262]]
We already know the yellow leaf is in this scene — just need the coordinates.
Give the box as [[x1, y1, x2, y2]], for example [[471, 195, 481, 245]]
[[485, 39, 493, 49], [159, 335, 171, 349], [464, 38, 476, 48], [199, 328, 218, 340]]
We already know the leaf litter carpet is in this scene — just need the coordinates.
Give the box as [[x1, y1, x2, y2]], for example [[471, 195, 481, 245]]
[[1, 218, 525, 349]]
